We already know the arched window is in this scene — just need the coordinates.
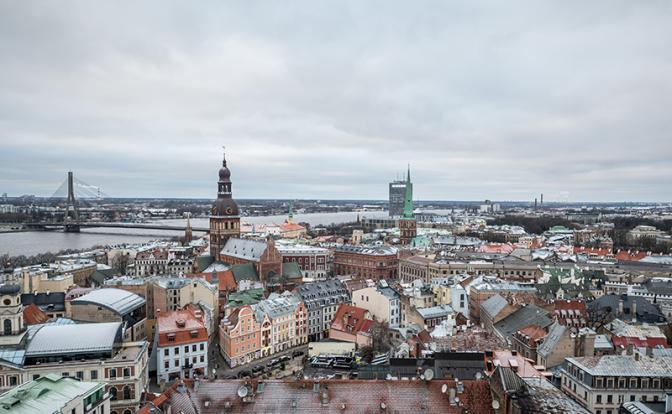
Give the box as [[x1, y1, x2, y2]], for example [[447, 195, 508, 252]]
[[123, 410, 132, 414], [3, 319, 12, 335], [108, 386, 117, 400], [123, 386, 131, 400]]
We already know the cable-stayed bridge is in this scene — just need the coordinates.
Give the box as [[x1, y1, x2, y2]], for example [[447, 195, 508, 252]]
[[27, 172, 208, 233]]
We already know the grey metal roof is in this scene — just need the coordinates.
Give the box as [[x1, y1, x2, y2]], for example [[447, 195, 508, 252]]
[[26, 322, 121, 357], [254, 292, 302, 321], [493, 304, 553, 340], [221, 238, 268, 262], [537, 322, 567, 359], [417, 304, 453, 319], [593, 334, 613, 350], [71, 287, 145, 315], [480, 294, 508, 319], [566, 354, 672, 377]]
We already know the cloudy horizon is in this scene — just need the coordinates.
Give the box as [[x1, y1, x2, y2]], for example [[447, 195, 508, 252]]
[[1, 1, 671, 202]]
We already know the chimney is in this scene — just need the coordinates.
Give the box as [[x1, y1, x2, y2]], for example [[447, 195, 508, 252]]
[[646, 346, 653, 358], [618, 298, 624, 315], [634, 352, 640, 361], [631, 300, 637, 323]]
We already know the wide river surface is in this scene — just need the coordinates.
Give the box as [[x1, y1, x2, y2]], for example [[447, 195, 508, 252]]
[[0, 210, 389, 256]]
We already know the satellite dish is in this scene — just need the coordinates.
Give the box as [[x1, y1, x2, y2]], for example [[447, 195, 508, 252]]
[[475, 372, 483, 380], [492, 400, 500, 409], [237, 385, 249, 398], [424, 369, 434, 381], [441, 384, 448, 394]]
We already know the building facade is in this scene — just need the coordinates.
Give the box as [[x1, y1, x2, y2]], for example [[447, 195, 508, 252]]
[[333, 245, 398, 280], [562, 353, 672, 414], [352, 283, 401, 328], [296, 279, 350, 341], [154, 307, 208, 383], [276, 244, 331, 280], [389, 179, 407, 217]]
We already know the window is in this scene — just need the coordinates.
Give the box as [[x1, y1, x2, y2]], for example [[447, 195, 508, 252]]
[[9, 377, 17, 386], [164, 361, 169, 369], [76, 371, 84, 380], [109, 387, 117, 401], [596, 395, 602, 403], [62, 372, 69, 378], [184, 346, 189, 354], [607, 395, 612, 404], [123, 368, 130, 378], [109, 369, 116, 379], [90, 370, 98, 380], [123, 386, 131, 400], [200, 343, 205, 351], [164, 349, 169, 356], [174, 347, 179, 354], [192, 344, 197, 352]]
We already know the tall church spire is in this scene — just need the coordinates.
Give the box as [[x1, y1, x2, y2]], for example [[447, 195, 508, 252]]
[[403, 164, 414, 218]]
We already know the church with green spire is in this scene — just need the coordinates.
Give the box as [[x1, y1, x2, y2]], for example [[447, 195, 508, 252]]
[[399, 165, 417, 244]]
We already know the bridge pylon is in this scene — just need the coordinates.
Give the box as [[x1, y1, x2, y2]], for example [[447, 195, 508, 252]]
[[64, 171, 80, 233]]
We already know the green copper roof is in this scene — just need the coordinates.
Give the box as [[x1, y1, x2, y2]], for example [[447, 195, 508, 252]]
[[402, 164, 414, 219], [0, 374, 106, 414], [226, 288, 265, 307]]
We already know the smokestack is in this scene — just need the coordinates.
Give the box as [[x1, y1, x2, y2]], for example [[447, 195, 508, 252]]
[[540, 193, 544, 206], [534, 198, 538, 209]]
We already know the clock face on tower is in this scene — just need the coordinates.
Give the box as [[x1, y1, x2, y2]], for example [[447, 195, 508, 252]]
[[227, 207, 233, 214]]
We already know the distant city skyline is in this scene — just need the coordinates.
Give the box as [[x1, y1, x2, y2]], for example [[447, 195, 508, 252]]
[[1, 2, 671, 202]]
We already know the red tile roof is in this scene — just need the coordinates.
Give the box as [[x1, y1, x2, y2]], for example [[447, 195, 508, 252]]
[[612, 336, 668, 348], [143, 379, 495, 414], [615, 250, 647, 262], [157, 306, 208, 347], [330, 304, 374, 335], [23, 303, 49, 325]]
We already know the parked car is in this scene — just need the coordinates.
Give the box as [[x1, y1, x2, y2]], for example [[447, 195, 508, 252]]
[[237, 370, 252, 379], [292, 350, 305, 358], [279, 355, 291, 363], [251, 365, 264, 375]]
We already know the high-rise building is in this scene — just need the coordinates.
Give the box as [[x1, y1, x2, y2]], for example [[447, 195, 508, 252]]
[[398, 165, 417, 245], [209, 149, 241, 261], [388, 179, 407, 217]]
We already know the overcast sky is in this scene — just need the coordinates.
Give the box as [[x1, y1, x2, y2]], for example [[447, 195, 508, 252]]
[[1, 1, 671, 202]]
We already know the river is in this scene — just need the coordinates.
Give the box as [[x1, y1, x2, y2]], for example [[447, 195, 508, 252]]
[[0, 210, 389, 257]]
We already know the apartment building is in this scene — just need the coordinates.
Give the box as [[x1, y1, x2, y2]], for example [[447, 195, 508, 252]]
[[154, 307, 208, 383], [562, 353, 672, 414], [352, 281, 401, 328], [296, 279, 350, 341]]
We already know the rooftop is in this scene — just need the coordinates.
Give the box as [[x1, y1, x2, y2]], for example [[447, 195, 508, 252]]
[[157, 307, 208, 347], [71, 288, 145, 315], [567, 354, 672, 377], [0, 374, 104, 414], [143, 379, 495, 414], [26, 322, 121, 358], [335, 244, 398, 256]]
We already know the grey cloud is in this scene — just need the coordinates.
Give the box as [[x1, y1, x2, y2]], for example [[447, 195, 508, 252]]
[[0, 1, 671, 201]]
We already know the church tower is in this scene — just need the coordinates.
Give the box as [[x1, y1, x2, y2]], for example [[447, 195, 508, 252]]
[[398, 165, 417, 245], [210, 148, 240, 260]]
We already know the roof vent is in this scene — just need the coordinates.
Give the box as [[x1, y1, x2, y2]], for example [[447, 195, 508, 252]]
[[176, 319, 186, 328]]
